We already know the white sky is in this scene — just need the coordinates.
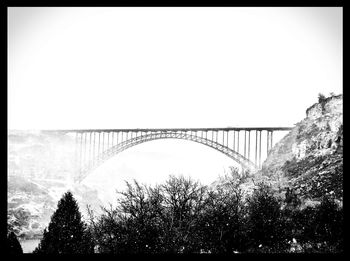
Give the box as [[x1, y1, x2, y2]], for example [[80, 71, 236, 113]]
[[8, 7, 343, 204]]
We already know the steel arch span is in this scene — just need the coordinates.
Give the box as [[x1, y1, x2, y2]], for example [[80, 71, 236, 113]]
[[44, 127, 293, 183], [78, 132, 257, 182]]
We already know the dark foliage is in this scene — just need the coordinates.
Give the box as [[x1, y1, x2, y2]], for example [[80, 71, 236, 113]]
[[314, 196, 343, 247], [198, 186, 246, 253], [318, 93, 328, 112], [245, 183, 287, 252], [318, 93, 327, 104], [33, 191, 94, 254], [86, 174, 342, 254], [6, 232, 23, 254], [40, 173, 341, 254]]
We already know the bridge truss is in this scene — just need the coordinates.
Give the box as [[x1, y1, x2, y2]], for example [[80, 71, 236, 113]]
[[44, 127, 292, 182]]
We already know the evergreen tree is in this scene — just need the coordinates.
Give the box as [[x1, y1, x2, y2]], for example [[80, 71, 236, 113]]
[[33, 191, 94, 254], [6, 232, 23, 254]]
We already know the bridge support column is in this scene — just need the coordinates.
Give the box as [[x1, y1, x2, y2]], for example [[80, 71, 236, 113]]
[[259, 130, 262, 168], [255, 130, 258, 166], [98, 132, 101, 157], [84, 132, 87, 173], [74, 132, 78, 179], [89, 132, 92, 168], [226, 131, 228, 147], [244, 131, 246, 158], [270, 131, 273, 151], [267, 131, 269, 154], [102, 132, 105, 153], [92, 132, 96, 167], [79, 132, 83, 178], [233, 131, 236, 151], [248, 131, 251, 162]]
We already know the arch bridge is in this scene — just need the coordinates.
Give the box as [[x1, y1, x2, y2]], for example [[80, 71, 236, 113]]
[[44, 127, 292, 183]]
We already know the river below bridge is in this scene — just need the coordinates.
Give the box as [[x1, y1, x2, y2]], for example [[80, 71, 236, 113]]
[[19, 238, 41, 253]]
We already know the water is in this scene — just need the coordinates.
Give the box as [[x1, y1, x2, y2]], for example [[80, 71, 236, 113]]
[[19, 238, 41, 253]]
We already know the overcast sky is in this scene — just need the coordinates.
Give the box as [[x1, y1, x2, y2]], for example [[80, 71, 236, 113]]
[[8, 7, 342, 204]]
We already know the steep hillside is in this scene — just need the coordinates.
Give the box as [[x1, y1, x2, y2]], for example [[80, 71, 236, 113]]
[[8, 175, 104, 239], [259, 94, 343, 204], [7, 131, 105, 239], [8, 176, 56, 238]]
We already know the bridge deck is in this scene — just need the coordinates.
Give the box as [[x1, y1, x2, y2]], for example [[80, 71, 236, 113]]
[[41, 127, 293, 133]]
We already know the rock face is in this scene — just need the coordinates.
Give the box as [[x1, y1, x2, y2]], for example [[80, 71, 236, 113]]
[[306, 94, 342, 119], [260, 94, 343, 203]]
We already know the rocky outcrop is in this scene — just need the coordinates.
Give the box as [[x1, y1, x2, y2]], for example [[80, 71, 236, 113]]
[[306, 94, 342, 119], [259, 94, 343, 204]]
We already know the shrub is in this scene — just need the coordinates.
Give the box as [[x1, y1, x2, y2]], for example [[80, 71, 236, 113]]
[[318, 93, 326, 103], [314, 196, 343, 248], [246, 183, 286, 252]]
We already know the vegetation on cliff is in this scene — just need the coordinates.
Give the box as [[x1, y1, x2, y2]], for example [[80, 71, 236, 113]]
[[260, 93, 343, 205]]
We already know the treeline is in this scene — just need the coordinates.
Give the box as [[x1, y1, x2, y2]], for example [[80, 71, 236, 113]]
[[85, 174, 343, 253], [20, 171, 342, 254]]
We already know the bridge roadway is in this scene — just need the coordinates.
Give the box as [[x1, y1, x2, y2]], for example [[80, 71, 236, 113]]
[[42, 127, 293, 133]]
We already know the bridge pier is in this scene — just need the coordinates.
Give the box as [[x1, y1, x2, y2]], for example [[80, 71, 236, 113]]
[[237, 131, 240, 155], [234, 131, 236, 151], [248, 131, 251, 160], [255, 131, 258, 166], [259, 130, 262, 168], [243, 131, 246, 158]]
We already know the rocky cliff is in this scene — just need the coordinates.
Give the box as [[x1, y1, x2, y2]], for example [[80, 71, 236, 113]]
[[259, 94, 343, 205]]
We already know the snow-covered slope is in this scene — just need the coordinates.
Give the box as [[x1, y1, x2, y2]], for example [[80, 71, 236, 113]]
[[8, 131, 104, 239]]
